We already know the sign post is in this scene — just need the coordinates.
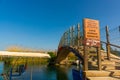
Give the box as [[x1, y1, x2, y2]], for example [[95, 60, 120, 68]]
[[83, 18, 101, 71]]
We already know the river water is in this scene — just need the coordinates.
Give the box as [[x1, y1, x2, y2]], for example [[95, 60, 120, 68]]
[[0, 62, 78, 80]]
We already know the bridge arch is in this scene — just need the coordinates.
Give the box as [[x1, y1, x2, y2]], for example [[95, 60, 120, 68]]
[[56, 46, 84, 64]]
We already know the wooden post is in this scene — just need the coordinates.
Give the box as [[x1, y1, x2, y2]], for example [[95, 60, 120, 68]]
[[61, 34, 64, 46], [66, 31, 69, 46], [67, 30, 70, 46], [72, 26, 75, 47], [77, 23, 80, 47], [64, 32, 67, 46], [106, 26, 110, 60], [68, 29, 70, 46], [84, 46, 88, 71], [69, 27, 72, 46], [61, 35, 64, 46], [64, 32, 66, 45], [97, 47, 101, 70], [83, 19, 88, 71]]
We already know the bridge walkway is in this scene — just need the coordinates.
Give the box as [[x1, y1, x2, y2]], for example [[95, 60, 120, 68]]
[[86, 53, 120, 80]]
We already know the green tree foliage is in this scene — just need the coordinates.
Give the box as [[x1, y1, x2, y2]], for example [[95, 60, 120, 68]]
[[47, 52, 56, 64], [67, 52, 77, 60], [47, 52, 56, 58]]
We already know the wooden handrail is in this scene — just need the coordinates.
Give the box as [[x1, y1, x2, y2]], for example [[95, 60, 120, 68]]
[[101, 41, 120, 48]]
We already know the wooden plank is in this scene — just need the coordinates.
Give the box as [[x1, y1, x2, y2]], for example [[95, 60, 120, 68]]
[[85, 70, 120, 77]]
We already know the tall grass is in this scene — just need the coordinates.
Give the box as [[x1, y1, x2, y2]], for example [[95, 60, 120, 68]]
[[6, 45, 45, 53]]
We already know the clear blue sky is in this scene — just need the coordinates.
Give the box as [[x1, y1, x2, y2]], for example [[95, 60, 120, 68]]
[[0, 0, 120, 50]]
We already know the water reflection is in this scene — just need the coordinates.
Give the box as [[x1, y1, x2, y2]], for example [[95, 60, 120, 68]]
[[24, 64, 73, 80], [0, 62, 4, 74], [56, 65, 69, 80], [3, 61, 74, 80], [0, 62, 4, 80], [46, 65, 70, 80]]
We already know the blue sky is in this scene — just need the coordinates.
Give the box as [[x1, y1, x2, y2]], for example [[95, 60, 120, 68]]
[[0, 0, 120, 50]]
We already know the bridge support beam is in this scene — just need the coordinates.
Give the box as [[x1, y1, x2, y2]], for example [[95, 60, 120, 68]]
[[106, 25, 110, 60], [84, 46, 88, 71], [97, 47, 101, 70]]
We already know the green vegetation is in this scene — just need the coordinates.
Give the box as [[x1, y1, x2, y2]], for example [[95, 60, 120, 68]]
[[0, 51, 56, 67], [0, 57, 49, 66], [1, 57, 49, 74], [47, 52, 56, 63], [47, 52, 56, 58], [67, 52, 77, 60]]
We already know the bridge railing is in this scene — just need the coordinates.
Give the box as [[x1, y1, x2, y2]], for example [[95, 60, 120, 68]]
[[100, 26, 120, 58], [58, 23, 83, 49], [58, 20, 120, 71], [59, 21, 120, 45], [58, 23, 120, 54], [58, 23, 120, 56], [58, 21, 120, 54]]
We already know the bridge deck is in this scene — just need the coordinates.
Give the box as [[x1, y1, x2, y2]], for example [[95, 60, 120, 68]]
[[0, 51, 50, 58], [86, 53, 120, 80], [88, 76, 120, 80]]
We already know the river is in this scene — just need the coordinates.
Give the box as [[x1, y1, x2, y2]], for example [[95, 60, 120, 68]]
[[0, 62, 78, 80]]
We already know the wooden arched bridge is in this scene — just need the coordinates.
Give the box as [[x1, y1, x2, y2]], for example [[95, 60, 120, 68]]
[[55, 18, 120, 80]]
